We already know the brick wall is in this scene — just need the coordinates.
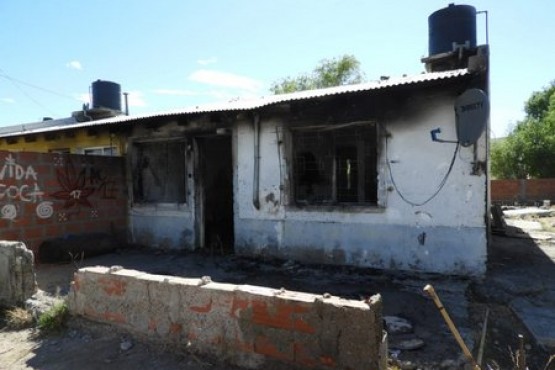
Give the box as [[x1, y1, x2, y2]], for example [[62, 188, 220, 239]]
[[0, 151, 127, 257], [491, 179, 555, 204], [68, 267, 386, 370]]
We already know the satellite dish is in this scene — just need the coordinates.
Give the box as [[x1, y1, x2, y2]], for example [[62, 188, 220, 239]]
[[455, 89, 489, 147]]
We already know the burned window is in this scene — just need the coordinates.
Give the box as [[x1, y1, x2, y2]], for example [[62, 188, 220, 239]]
[[133, 141, 187, 203], [292, 123, 378, 205]]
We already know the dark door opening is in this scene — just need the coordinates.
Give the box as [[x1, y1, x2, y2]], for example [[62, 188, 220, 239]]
[[196, 136, 234, 253]]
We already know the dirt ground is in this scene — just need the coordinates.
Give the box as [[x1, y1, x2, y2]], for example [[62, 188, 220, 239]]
[[2, 214, 555, 369]]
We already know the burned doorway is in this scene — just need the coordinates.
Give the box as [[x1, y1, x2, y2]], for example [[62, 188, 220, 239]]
[[195, 136, 234, 253]]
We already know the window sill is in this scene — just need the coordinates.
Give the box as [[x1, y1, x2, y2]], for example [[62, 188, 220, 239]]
[[130, 203, 190, 216], [284, 204, 385, 213]]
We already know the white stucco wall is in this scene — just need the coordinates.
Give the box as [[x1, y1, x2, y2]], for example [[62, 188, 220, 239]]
[[129, 203, 195, 250], [234, 92, 488, 275]]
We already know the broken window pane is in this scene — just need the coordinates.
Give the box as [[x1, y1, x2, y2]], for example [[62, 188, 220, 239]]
[[293, 124, 377, 205], [133, 141, 187, 203]]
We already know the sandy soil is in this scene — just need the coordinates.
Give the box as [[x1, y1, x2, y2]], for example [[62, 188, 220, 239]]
[[0, 318, 236, 370]]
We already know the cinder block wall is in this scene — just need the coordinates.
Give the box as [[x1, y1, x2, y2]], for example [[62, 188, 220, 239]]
[[0, 151, 126, 256], [492, 179, 555, 204], [68, 267, 385, 370]]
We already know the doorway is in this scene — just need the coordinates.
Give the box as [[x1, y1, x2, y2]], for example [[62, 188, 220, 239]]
[[195, 136, 234, 253]]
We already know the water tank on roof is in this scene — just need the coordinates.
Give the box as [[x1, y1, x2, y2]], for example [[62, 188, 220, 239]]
[[428, 3, 476, 56], [91, 80, 121, 111]]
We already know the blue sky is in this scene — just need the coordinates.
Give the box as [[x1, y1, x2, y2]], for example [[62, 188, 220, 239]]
[[1, 1, 554, 138]]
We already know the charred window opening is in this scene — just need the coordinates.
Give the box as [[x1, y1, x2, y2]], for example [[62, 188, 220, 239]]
[[133, 141, 187, 203], [292, 123, 378, 205]]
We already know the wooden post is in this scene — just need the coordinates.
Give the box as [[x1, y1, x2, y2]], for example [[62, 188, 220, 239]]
[[423, 284, 481, 370], [516, 334, 526, 370]]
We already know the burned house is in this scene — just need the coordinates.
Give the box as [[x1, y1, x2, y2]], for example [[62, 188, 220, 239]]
[[126, 4, 490, 276], [127, 58, 489, 276]]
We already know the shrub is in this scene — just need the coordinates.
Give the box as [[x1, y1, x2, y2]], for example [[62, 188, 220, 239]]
[[37, 302, 68, 333]]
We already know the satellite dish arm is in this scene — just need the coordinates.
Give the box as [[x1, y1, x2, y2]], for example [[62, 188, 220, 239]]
[[430, 128, 458, 144]]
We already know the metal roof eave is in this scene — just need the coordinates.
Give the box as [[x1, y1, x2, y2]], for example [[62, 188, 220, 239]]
[[0, 69, 470, 138]]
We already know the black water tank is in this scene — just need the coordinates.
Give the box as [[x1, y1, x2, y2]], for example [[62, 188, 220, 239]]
[[92, 80, 122, 111], [428, 3, 476, 56]]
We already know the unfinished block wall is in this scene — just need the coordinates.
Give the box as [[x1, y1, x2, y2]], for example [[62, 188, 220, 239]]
[[0, 151, 126, 256], [68, 267, 385, 370]]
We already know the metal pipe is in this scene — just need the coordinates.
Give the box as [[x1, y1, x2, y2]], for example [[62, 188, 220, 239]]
[[123, 92, 129, 115], [477, 10, 489, 45], [252, 113, 260, 210]]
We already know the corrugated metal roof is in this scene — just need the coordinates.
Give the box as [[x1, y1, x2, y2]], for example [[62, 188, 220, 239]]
[[0, 68, 469, 138], [0, 117, 78, 135]]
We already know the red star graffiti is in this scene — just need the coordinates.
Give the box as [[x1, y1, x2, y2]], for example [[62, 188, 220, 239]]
[[50, 158, 95, 208]]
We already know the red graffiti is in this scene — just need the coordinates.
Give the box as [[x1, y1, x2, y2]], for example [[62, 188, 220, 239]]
[[50, 158, 94, 208]]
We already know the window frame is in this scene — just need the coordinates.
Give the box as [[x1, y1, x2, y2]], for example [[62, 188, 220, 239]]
[[288, 121, 380, 209], [82, 146, 119, 156], [130, 138, 189, 206]]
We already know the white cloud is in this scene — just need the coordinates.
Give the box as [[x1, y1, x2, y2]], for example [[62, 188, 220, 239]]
[[126, 91, 146, 107], [197, 57, 218, 66], [66, 60, 83, 70], [1, 98, 15, 104], [152, 89, 199, 96], [188, 69, 263, 92]]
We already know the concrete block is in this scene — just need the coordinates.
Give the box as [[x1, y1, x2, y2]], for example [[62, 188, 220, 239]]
[[0, 241, 37, 307], [68, 268, 385, 369]]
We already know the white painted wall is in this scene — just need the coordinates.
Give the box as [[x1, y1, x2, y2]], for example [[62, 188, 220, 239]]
[[234, 91, 488, 275], [129, 203, 195, 250]]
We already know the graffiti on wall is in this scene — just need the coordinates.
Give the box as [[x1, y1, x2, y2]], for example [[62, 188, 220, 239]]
[[51, 159, 95, 209], [50, 156, 118, 219], [80, 166, 118, 200], [0, 154, 53, 220], [0, 154, 119, 222]]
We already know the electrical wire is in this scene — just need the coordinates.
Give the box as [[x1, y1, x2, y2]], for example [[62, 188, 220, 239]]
[[0, 67, 78, 118], [0, 68, 76, 100], [0, 75, 57, 116], [384, 126, 460, 207]]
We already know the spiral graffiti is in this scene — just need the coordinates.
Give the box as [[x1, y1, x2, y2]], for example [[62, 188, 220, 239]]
[[1, 204, 17, 220], [36, 201, 54, 219]]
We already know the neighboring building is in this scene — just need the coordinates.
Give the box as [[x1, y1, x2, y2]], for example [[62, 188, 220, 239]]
[[0, 117, 125, 156], [0, 80, 126, 156]]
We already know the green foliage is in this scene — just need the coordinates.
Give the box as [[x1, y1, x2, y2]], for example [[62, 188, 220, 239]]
[[492, 81, 555, 179], [38, 302, 69, 333], [525, 82, 555, 120], [270, 55, 365, 94]]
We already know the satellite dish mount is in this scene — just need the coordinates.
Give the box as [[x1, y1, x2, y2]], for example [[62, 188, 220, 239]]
[[430, 88, 489, 146]]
